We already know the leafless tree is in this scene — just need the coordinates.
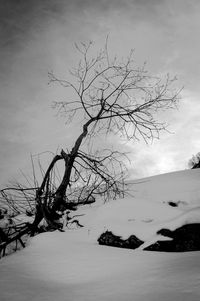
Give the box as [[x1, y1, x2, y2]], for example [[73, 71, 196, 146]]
[[1, 41, 181, 241], [30, 41, 181, 233], [188, 152, 200, 169]]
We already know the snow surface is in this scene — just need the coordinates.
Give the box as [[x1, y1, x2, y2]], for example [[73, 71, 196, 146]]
[[128, 168, 200, 208], [1, 169, 200, 300]]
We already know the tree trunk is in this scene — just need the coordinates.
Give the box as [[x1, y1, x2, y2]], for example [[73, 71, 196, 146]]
[[52, 121, 93, 210]]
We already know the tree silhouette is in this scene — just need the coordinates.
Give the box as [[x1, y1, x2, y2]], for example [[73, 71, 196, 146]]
[[1, 41, 181, 242], [188, 152, 200, 169]]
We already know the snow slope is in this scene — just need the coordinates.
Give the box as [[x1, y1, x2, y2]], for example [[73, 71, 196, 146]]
[[0, 168, 200, 301], [1, 230, 200, 301], [128, 168, 200, 208], [78, 169, 200, 244]]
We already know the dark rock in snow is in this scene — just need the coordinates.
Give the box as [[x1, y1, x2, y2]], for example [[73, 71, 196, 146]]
[[168, 201, 178, 207], [165, 200, 187, 207], [145, 223, 200, 252], [98, 231, 144, 249], [98, 224, 200, 252]]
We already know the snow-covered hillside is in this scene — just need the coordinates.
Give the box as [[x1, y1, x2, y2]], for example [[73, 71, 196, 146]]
[[77, 168, 200, 245], [0, 169, 200, 300], [128, 168, 200, 208]]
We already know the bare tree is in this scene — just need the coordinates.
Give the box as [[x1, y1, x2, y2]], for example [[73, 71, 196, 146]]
[[188, 152, 200, 169], [30, 41, 180, 233], [1, 41, 181, 241]]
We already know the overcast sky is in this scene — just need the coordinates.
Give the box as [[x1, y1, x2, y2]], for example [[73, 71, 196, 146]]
[[1, 0, 200, 187]]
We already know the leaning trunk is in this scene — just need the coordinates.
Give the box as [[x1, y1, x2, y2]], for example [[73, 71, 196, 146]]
[[52, 121, 92, 211]]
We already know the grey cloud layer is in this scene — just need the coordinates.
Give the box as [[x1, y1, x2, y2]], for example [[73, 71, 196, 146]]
[[1, 0, 200, 186]]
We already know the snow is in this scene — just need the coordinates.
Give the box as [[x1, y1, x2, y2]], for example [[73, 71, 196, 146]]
[[1, 230, 200, 301], [128, 168, 200, 208], [81, 169, 200, 242], [1, 168, 200, 300]]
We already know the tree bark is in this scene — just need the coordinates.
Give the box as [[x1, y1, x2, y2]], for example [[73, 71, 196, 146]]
[[53, 120, 94, 210]]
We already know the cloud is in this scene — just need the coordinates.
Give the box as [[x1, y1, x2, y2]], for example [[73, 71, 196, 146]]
[[1, 0, 200, 186]]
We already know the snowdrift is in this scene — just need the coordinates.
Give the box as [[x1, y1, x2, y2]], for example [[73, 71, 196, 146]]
[[1, 168, 200, 300]]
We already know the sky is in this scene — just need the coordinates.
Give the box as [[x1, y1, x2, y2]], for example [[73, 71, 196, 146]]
[[1, 0, 200, 188]]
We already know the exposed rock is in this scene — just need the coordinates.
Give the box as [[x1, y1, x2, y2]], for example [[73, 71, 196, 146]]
[[164, 200, 187, 207], [145, 223, 200, 252], [98, 224, 200, 252], [168, 201, 178, 207], [98, 231, 144, 249]]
